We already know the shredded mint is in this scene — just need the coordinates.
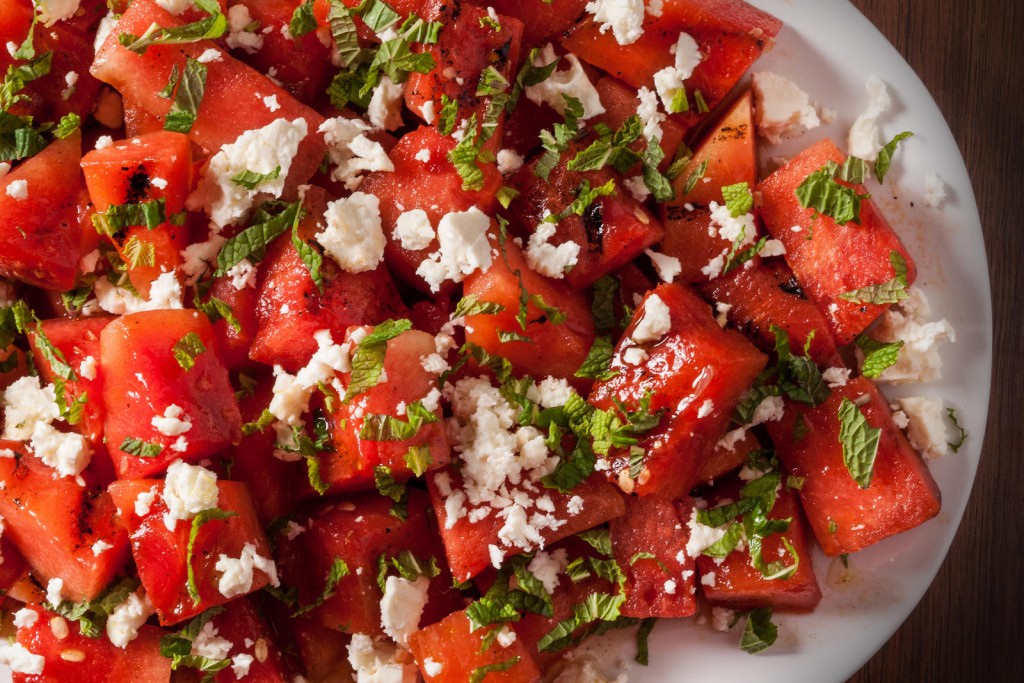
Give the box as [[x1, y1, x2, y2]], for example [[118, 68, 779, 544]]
[[838, 250, 910, 304], [289, 0, 318, 37], [186, 509, 238, 604], [838, 397, 881, 488], [172, 331, 207, 371], [855, 334, 903, 378], [947, 407, 968, 453], [575, 336, 618, 381], [119, 10, 228, 55], [164, 57, 207, 134], [722, 182, 753, 217], [795, 163, 871, 225], [120, 437, 163, 458], [214, 201, 302, 276], [875, 131, 913, 183], [739, 607, 778, 654], [344, 319, 412, 401], [293, 557, 349, 616]]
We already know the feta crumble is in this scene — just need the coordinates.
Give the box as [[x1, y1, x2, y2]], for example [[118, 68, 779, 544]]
[[393, 209, 436, 251], [653, 32, 702, 110], [867, 287, 955, 383], [525, 221, 580, 278], [215, 542, 280, 598], [162, 460, 219, 531], [645, 248, 682, 283], [897, 396, 950, 459], [151, 404, 193, 437], [631, 293, 672, 344], [416, 207, 494, 292], [924, 172, 947, 207], [524, 44, 605, 120], [751, 72, 825, 145], [318, 192, 387, 273], [5, 179, 28, 200], [585, 0, 646, 46], [847, 75, 891, 162], [319, 117, 394, 190], [348, 633, 419, 683], [106, 590, 155, 648], [379, 575, 430, 647]]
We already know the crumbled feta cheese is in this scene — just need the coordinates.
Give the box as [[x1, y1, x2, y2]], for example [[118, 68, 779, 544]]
[[685, 507, 726, 558], [636, 86, 665, 143], [585, 0, 645, 46], [496, 625, 517, 647], [701, 571, 716, 587], [847, 75, 891, 162], [2, 375, 59, 441], [226, 258, 258, 290], [697, 399, 714, 419], [535, 377, 573, 409], [416, 207, 494, 292], [215, 542, 280, 598], [91, 539, 113, 556], [13, 608, 38, 629], [897, 396, 950, 459], [192, 621, 233, 661], [623, 175, 651, 203], [380, 576, 430, 648], [654, 32, 702, 110], [106, 591, 155, 648], [348, 633, 419, 683], [423, 657, 444, 676], [393, 209, 435, 251], [162, 460, 219, 531], [368, 75, 405, 131], [631, 293, 672, 344], [822, 367, 851, 388], [134, 485, 159, 517], [36, 0, 81, 26], [566, 495, 584, 515], [226, 5, 265, 53], [0, 162, 9, 179], [890, 409, 910, 429], [645, 248, 681, 283], [269, 330, 351, 426], [318, 192, 387, 273], [759, 239, 786, 258], [179, 229, 227, 285], [5, 179, 28, 200], [319, 117, 394, 190], [94, 12, 118, 52], [868, 288, 955, 383], [95, 271, 185, 315], [496, 148, 524, 176], [488, 543, 505, 568], [751, 72, 825, 145], [196, 47, 222, 64], [924, 172, 947, 207], [711, 606, 735, 632], [151, 404, 193, 437], [525, 221, 580, 278], [622, 346, 649, 366], [751, 395, 785, 425], [79, 356, 98, 381], [232, 653, 254, 679], [420, 99, 435, 125], [155, 0, 194, 14], [190, 118, 308, 227], [664, 579, 677, 594], [0, 641, 45, 675], [30, 422, 92, 478], [527, 548, 568, 594], [46, 577, 64, 606], [524, 44, 605, 120]]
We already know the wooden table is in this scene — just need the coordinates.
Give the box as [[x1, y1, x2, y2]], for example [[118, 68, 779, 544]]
[[847, 1, 1023, 681]]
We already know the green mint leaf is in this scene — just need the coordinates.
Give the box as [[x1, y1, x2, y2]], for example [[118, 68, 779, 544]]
[[496, 185, 519, 209], [947, 407, 968, 453], [119, 11, 228, 54], [164, 57, 207, 134], [172, 332, 206, 371], [187, 508, 238, 604], [507, 46, 558, 113], [575, 336, 618, 381], [590, 276, 621, 333], [92, 198, 168, 236], [635, 618, 657, 665], [437, 93, 458, 135], [447, 114, 489, 191], [682, 159, 709, 195], [722, 182, 753, 217], [838, 397, 881, 488], [157, 64, 180, 99], [453, 295, 505, 319], [344, 319, 411, 402], [354, 0, 401, 32], [215, 201, 302, 276], [739, 607, 778, 654], [231, 165, 281, 190], [546, 179, 616, 224], [541, 438, 595, 494], [291, 222, 325, 293], [829, 156, 868, 184], [838, 250, 910, 304], [575, 528, 613, 557], [855, 334, 903, 378], [469, 657, 520, 683], [54, 113, 80, 139], [293, 557, 349, 616], [795, 164, 870, 225], [640, 136, 674, 202], [289, 0, 318, 37], [461, 342, 514, 383], [119, 436, 163, 458], [374, 464, 408, 520], [874, 131, 913, 183], [45, 577, 140, 639], [122, 235, 156, 268], [160, 608, 230, 674], [476, 65, 510, 96], [359, 401, 439, 441], [403, 445, 432, 476], [194, 289, 241, 333]]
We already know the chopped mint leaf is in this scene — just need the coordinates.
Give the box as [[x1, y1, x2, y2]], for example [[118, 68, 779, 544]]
[[231, 165, 282, 190], [119, 10, 228, 54], [545, 179, 617, 224], [636, 618, 657, 665], [359, 401, 439, 441], [172, 332, 207, 371], [722, 182, 753, 217], [739, 607, 778, 654], [54, 113, 80, 139], [187, 508, 238, 603], [160, 608, 231, 675], [855, 334, 903, 378], [291, 221, 325, 293], [374, 465, 408, 520], [215, 201, 302, 276], [293, 557, 349, 616], [947, 407, 968, 453], [45, 577, 139, 639], [875, 131, 913, 182], [682, 159, 709, 195], [120, 437, 163, 458], [795, 163, 870, 225], [289, 0, 318, 38], [575, 336, 618, 381], [838, 397, 881, 488], [469, 657, 520, 683], [164, 57, 208, 134], [345, 319, 412, 402], [92, 198, 169, 236], [838, 250, 910, 304], [453, 294, 505, 318]]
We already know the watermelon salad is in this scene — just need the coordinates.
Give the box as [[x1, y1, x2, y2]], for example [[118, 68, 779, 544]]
[[0, 0, 963, 681]]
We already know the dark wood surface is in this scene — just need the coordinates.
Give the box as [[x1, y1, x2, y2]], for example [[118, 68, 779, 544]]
[[846, 1, 1024, 681]]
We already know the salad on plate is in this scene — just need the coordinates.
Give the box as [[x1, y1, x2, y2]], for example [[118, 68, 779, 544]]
[[0, 0, 970, 681]]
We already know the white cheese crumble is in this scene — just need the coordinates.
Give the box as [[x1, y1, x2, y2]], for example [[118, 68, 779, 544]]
[[134, 485, 159, 517], [0, 641, 45, 675], [393, 209, 435, 251], [623, 175, 650, 203], [654, 32, 702, 110], [232, 653, 254, 679], [94, 271, 185, 315], [636, 86, 665, 143], [5, 179, 28, 200], [78, 355, 98, 381], [697, 399, 714, 419], [631, 293, 672, 344], [155, 0, 194, 14], [91, 539, 114, 556], [525, 221, 580, 278], [645, 249, 681, 283], [368, 75, 405, 131], [151, 404, 193, 437], [226, 5, 265, 53], [379, 575, 430, 648], [822, 367, 851, 388], [867, 287, 955, 384], [106, 590, 155, 648], [524, 44, 605, 120], [192, 620, 233, 661], [268, 330, 351, 426], [46, 577, 64, 606], [496, 148, 524, 176], [319, 116, 394, 190], [685, 507, 726, 559], [416, 207, 494, 292], [215, 542, 280, 598], [13, 608, 38, 629], [751, 72, 825, 145], [35, 0, 81, 26], [897, 396, 950, 459], [190, 118, 308, 227], [318, 192, 387, 273], [423, 657, 444, 676], [585, 0, 645, 46], [196, 47, 222, 64], [527, 548, 568, 594], [348, 633, 419, 683], [924, 172, 947, 207], [847, 75, 891, 162], [161, 460, 219, 532], [2, 375, 91, 477]]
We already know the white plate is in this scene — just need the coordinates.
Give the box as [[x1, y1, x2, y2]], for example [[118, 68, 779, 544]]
[[605, 1, 992, 681]]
